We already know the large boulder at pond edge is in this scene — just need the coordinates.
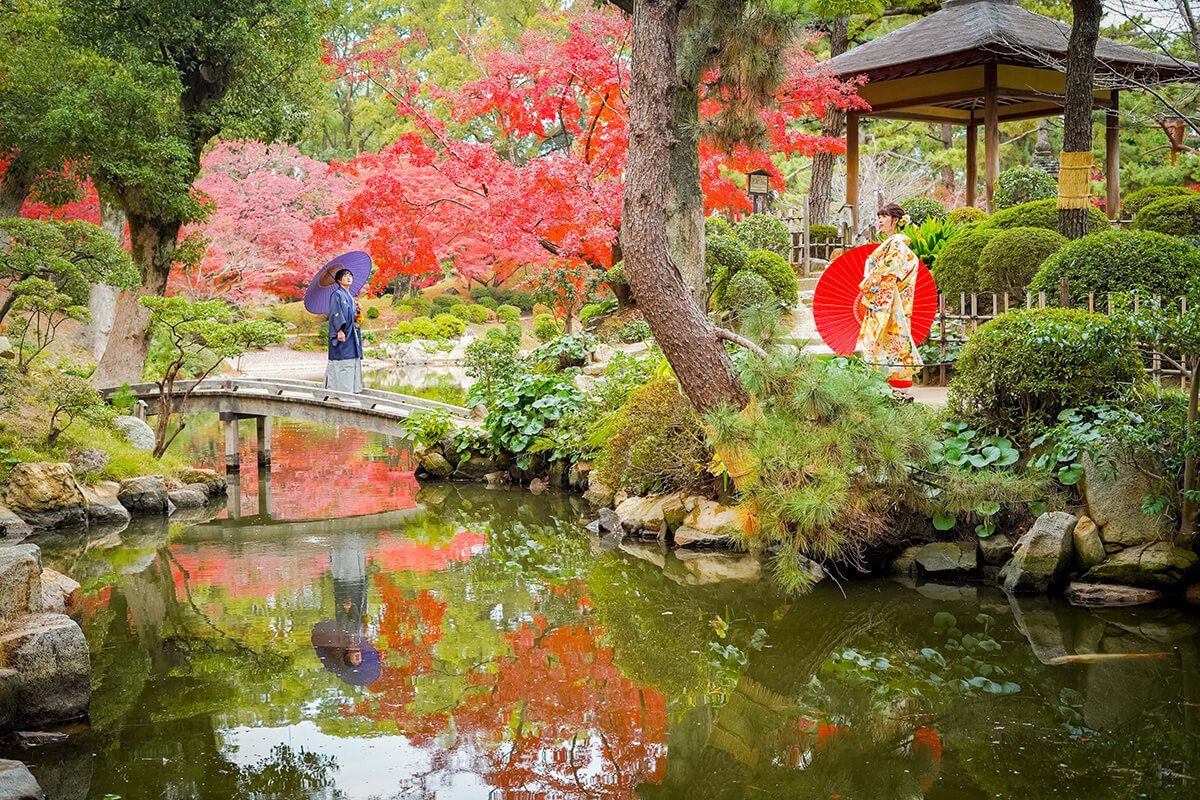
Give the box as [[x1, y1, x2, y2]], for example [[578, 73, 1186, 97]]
[[176, 468, 227, 499], [117, 476, 172, 516], [39, 569, 81, 617], [978, 533, 1015, 566], [914, 541, 978, 575], [3, 463, 86, 530], [65, 447, 109, 478], [1072, 515, 1106, 569], [0, 759, 44, 800], [0, 544, 42, 621], [999, 511, 1077, 594], [614, 494, 679, 538], [1084, 542, 1199, 589], [167, 488, 208, 509], [1081, 453, 1173, 549], [675, 498, 745, 547], [112, 415, 155, 451], [0, 506, 32, 537], [415, 450, 453, 479], [0, 613, 90, 727]]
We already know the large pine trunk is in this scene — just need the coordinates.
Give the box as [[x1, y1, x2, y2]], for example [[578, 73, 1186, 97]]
[[91, 212, 181, 387], [667, 83, 706, 309], [1058, 0, 1103, 240], [807, 14, 849, 228], [623, 0, 748, 414]]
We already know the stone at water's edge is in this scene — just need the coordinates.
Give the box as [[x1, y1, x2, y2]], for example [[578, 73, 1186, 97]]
[[0, 669, 19, 731], [999, 511, 1077, 594], [1084, 542, 1199, 589], [978, 533, 1014, 566], [0, 614, 90, 728], [583, 480, 614, 508], [677, 498, 744, 548], [0, 759, 44, 800], [454, 454, 500, 480], [528, 478, 548, 494], [597, 507, 621, 534], [888, 545, 922, 577], [1081, 453, 1173, 549], [615, 494, 676, 538], [65, 447, 109, 478], [1065, 582, 1163, 608], [0, 506, 32, 538], [167, 488, 208, 509], [117, 476, 171, 516], [417, 451, 453, 478], [87, 502, 130, 528], [1072, 516, 1106, 570], [113, 415, 155, 451], [3, 463, 87, 531], [38, 569, 81, 617], [567, 461, 591, 491], [914, 541, 977, 574], [176, 468, 227, 499], [0, 545, 42, 621]]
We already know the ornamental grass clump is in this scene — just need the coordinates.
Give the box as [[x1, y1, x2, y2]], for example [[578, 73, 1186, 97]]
[[948, 308, 1144, 436]]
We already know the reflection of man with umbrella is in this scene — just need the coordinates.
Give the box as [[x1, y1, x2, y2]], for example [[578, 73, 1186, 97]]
[[311, 534, 381, 686], [305, 251, 372, 394]]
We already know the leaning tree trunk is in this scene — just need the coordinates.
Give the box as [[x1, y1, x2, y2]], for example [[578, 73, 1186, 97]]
[[0, 150, 37, 219], [667, 80, 706, 309], [1058, 0, 1103, 240], [623, 0, 748, 414], [91, 212, 182, 387], [807, 14, 849, 228]]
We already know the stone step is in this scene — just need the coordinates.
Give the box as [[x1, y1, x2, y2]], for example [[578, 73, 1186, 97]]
[[797, 277, 820, 292]]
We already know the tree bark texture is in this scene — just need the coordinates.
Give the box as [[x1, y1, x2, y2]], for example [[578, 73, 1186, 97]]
[[91, 212, 181, 387], [1058, 0, 1102, 240], [667, 84, 706, 309], [623, 0, 748, 414], [74, 198, 125, 360], [807, 14, 849, 228], [0, 150, 37, 219]]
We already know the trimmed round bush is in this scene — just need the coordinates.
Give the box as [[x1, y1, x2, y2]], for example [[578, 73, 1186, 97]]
[[1122, 185, 1199, 218], [432, 293, 464, 309], [580, 303, 606, 327], [930, 222, 1002, 299], [706, 217, 750, 284], [433, 312, 467, 338], [534, 313, 562, 342], [734, 213, 790, 258], [365, 305, 380, 320], [975, 227, 1067, 294], [450, 303, 473, 321], [496, 304, 521, 323], [900, 197, 948, 225], [412, 317, 438, 339], [986, 198, 1110, 235], [532, 302, 554, 318], [1130, 194, 1200, 237], [721, 270, 776, 312], [476, 295, 499, 310], [993, 166, 1057, 209], [809, 224, 839, 242], [948, 308, 1143, 434], [395, 320, 414, 336], [468, 304, 491, 323], [1030, 229, 1200, 304], [947, 206, 988, 227], [743, 249, 798, 307], [504, 320, 522, 340]]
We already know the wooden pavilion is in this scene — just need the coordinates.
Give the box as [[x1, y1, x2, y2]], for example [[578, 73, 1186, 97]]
[[823, 0, 1199, 222]]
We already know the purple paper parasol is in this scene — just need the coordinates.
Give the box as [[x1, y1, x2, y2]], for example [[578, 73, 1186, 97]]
[[303, 251, 373, 315]]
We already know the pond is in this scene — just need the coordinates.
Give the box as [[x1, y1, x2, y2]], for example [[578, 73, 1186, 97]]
[[7, 417, 1200, 799]]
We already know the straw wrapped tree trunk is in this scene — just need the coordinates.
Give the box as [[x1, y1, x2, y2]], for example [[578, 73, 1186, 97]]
[[1058, 0, 1103, 240]]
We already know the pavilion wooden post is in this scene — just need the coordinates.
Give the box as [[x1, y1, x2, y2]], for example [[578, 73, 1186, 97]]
[[1106, 89, 1120, 219], [966, 117, 978, 208], [983, 62, 1000, 212], [846, 112, 859, 232]]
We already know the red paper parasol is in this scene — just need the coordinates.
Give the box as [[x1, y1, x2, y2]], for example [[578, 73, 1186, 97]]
[[812, 243, 937, 356]]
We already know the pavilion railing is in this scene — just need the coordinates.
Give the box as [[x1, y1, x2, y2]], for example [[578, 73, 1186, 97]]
[[924, 281, 1189, 388]]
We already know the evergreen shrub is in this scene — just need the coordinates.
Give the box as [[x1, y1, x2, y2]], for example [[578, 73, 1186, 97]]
[[900, 197, 948, 225], [534, 313, 562, 342], [809, 224, 839, 242], [412, 317, 438, 339], [705, 216, 749, 287], [395, 320, 414, 336], [450, 304, 472, 321], [496, 304, 521, 323], [975, 227, 1067, 295], [433, 312, 466, 338], [930, 222, 1001, 300], [743, 250, 798, 307], [986, 198, 1109, 234], [476, 295, 499, 310], [947, 206, 988, 227], [993, 166, 1057, 209], [1130, 194, 1200, 237], [734, 213, 790, 257], [366, 306, 380, 319], [721, 271, 776, 312], [504, 320, 522, 340], [1030, 229, 1200, 303], [1122, 185, 1198, 218], [468, 304, 491, 323], [948, 308, 1143, 434], [408, 296, 432, 316], [432, 294, 463, 309]]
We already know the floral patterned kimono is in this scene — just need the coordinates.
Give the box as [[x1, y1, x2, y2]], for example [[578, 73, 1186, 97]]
[[857, 233, 923, 385]]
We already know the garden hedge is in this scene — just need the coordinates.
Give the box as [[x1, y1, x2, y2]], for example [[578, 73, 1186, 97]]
[[1030, 229, 1200, 303], [1130, 193, 1200, 237], [975, 227, 1067, 295]]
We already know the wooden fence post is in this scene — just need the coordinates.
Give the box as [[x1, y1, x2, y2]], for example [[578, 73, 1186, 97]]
[[1059, 276, 1070, 308]]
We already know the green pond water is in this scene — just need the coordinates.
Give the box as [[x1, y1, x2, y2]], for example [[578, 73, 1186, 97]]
[[8, 417, 1200, 800]]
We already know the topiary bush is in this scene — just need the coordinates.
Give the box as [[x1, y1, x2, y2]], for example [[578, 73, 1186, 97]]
[[468, 304, 490, 323], [993, 166, 1057, 209], [496, 304, 521, 323], [476, 295, 499, 310], [743, 249, 798, 307], [533, 313, 562, 342], [1030, 229, 1200, 303], [705, 215, 750, 289], [948, 308, 1143, 435], [366, 305, 381, 320], [975, 227, 1067, 295], [1130, 193, 1200, 237], [433, 312, 466, 338], [930, 222, 1002, 300], [1122, 185, 1199, 218], [900, 196, 948, 226], [720, 270, 776, 312], [734, 213, 790, 258], [412, 317, 438, 339], [986, 198, 1109, 235], [450, 303, 473, 321], [947, 206, 988, 227], [432, 293, 464, 309]]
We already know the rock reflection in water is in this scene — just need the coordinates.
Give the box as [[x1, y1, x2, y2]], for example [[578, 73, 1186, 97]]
[[12, 454, 1200, 800]]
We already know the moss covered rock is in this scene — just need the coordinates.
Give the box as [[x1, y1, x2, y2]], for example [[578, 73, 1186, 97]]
[[1084, 542, 1199, 589]]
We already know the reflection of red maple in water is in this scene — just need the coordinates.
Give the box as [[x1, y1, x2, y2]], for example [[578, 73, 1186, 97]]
[[457, 616, 668, 798], [185, 420, 418, 520], [374, 531, 488, 573], [169, 546, 330, 600]]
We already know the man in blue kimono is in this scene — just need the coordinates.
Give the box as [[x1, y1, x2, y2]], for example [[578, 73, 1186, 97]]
[[325, 268, 363, 393]]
